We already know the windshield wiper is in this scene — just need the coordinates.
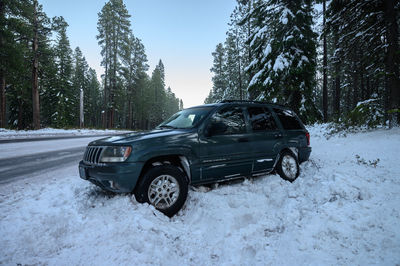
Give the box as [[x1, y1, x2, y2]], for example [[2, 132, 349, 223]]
[[158, 125, 177, 129]]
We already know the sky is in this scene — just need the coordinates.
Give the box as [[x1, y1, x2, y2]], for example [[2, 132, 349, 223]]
[[39, 0, 237, 108]]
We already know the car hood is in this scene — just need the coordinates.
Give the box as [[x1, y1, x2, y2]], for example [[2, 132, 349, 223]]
[[89, 128, 193, 145]]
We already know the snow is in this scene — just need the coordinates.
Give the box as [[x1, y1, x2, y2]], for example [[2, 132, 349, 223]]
[[249, 69, 264, 87], [263, 77, 271, 86], [250, 25, 268, 47], [263, 44, 271, 57], [280, 7, 294, 25], [356, 98, 377, 107], [273, 54, 288, 71], [301, 55, 309, 63], [1, 125, 400, 265]]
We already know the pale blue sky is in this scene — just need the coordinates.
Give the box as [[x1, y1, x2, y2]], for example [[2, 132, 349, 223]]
[[40, 0, 236, 108]]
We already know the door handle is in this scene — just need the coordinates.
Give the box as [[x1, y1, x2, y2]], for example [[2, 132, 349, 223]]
[[238, 137, 249, 142], [274, 133, 283, 139]]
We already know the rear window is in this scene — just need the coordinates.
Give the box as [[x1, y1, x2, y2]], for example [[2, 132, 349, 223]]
[[273, 108, 303, 130], [247, 107, 277, 131]]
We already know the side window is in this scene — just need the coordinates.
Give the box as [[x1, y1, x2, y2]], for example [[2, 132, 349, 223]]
[[248, 107, 278, 131], [209, 106, 247, 135], [273, 108, 303, 130]]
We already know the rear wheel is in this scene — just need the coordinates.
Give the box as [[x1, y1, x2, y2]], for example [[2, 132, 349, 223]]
[[276, 151, 300, 182], [135, 165, 188, 217]]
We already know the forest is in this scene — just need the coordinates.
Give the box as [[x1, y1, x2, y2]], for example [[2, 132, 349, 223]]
[[206, 0, 400, 127], [0, 0, 182, 130], [1, 0, 399, 130]]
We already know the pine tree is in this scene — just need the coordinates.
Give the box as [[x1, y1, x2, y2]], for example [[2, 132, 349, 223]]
[[97, 0, 131, 128], [322, 0, 328, 122], [246, 0, 320, 123], [38, 36, 58, 127], [0, 0, 29, 128], [149, 60, 167, 127], [179, 99, 184, 110], [121, 33, 149, 129], [52, 16, 75, 127], [224, 35, 241, 99], [85, 68, 102, 127], [209, 43, 227, 102], [326, 0, 400, 126], [2, 0, 52, 129], [227, 1, 253, 100]]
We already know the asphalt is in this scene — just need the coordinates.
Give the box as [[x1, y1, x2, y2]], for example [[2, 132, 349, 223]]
[[0, 146, 86, 185], [0, 134, 115, 144], [0, 133, 131, 184]]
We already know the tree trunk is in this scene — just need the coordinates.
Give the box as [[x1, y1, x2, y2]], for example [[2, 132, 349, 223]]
[[18, 97, 23, 130], [127, 98, 131, 129], [32, 0, 40, 129], [333, 63, 341, 119], [384, 0, 400, 127], [352, 70, 359, 108], [103, 32, 109, 129], [322, 0, 328, 122], [0, 0, 5, 128], [0, 73, 5, 128], [360, 66, 365, 101], [332, 30, 341, 119]]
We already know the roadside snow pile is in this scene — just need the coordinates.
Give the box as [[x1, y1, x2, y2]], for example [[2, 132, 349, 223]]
[[1, 125, 399, 265], [0, 128, 132, 140]]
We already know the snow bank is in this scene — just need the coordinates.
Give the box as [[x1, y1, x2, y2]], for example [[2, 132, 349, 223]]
[[1, 126, 399, 265]]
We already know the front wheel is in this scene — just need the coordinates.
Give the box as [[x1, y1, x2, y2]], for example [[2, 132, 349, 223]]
[[134, 165, 188, 217], [276, 151, 300, 182]]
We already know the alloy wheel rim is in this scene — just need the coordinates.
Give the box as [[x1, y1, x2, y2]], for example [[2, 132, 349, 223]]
[[282, 155, 298, 180], [148, 175, 180, 209]]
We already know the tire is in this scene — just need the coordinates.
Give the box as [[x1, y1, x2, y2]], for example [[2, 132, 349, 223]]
[[276, 151, 300, 182], [134, 165, 188, 217]]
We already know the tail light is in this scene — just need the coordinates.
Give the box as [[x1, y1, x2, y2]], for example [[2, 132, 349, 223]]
[[306, 132, 310, 146]]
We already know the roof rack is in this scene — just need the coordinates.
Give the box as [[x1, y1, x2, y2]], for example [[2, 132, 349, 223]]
[[219, 99, 288, 107]]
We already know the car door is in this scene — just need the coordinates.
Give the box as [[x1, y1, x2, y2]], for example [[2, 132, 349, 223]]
[[246, 106, 283, 174], [198, 105, 253, 182], [272, 107, 307, 151]]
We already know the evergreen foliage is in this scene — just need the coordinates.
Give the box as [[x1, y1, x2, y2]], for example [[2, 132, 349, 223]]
[[205, 1, 252, 104], [0, 0, 181, 130], [207, 0, 399, 127], [246, 0, 320, 123]]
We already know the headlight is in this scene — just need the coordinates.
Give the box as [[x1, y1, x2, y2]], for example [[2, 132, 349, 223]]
[[100, 146, 132, 162]]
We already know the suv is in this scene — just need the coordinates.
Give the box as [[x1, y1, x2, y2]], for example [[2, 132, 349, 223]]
[[79, 101, 311, 216]]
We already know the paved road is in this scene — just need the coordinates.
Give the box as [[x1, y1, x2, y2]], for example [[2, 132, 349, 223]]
[[0, 134, 117, 144], [0, 146, 86, 185], [0, 134, 126, 184]]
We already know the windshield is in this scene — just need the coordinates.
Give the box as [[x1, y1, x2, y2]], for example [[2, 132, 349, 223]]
[[157, 107, 214, 129]]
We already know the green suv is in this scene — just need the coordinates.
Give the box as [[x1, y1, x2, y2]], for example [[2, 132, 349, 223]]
[[79, 101, 311, 216]]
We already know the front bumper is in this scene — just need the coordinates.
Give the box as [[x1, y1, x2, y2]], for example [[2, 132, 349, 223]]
[[79, 160, 144, 193]]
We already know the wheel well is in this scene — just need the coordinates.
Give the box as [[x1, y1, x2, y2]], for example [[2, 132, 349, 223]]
[[137, 155, 189, 186], [273, 148, 298, 169], [280, 147, 298, 159]]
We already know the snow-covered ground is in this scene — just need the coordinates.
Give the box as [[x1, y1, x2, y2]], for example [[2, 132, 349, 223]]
[[0, 127, 131, 140], [1, 125, 399, 265]]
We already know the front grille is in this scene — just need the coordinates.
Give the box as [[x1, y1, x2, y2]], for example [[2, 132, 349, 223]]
[[83, 146, 104, 164]]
